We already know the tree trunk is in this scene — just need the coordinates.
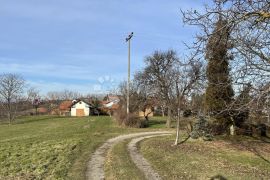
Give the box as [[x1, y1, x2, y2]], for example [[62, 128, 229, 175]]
[[8, 102, 12, 124], [230, 117, 235, 136], [267, 108, 270, 124], [144, 115, 149, 122], [174, 108, 181, 145], [166, 107, 172, 128], [161, 106, 165, 117], [230, 125, 235, 136], [8, 112, 11, 124]]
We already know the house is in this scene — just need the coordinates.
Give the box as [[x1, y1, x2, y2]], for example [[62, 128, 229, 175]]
[[59, 100, 91, 117], [101, 95, 120, 116], [70, 100, 91, 117], [59, 100, 73, 116], [37, 107, 48, 115], [104, 94, 120, 103], [138, 108, 153, 117]]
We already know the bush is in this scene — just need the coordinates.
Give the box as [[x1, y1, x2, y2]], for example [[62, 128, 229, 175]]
[[257, 124, 267, 137], [183, 109, 192, 117], [190, 116, 213, 141], [210, 123, 226, 135], [235, 124, 253, 136], [232, 110, 249, 128], [235, 123, 269, 137], [113, 107, 147, 128]]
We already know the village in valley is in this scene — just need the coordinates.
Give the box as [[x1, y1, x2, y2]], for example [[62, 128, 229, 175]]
[[0, 0, 270, 180]]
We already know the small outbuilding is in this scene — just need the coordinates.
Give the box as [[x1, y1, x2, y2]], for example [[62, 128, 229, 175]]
[[70, 100, 91, 117], [59, 100, 73, 116]]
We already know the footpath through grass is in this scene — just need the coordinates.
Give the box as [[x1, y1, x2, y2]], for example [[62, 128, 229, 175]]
[[139, 135, 270, 180], [104, 140, 147, 180], [0, 116, 145, 179], [0, 115, 168, 179]]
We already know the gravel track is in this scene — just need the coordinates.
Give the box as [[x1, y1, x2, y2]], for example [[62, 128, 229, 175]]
[[86, 131, 172, 180], [128, 135, 170, 180]]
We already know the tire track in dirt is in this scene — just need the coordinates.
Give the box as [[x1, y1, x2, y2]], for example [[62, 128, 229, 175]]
[[128, 135, 170, 180], [86, 131, 172, 180]]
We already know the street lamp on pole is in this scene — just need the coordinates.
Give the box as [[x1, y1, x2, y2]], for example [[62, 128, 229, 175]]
[[125, 32, 133, 119]]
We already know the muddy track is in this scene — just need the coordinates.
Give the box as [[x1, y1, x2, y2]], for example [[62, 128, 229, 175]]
[[86, 131, 172, 180]]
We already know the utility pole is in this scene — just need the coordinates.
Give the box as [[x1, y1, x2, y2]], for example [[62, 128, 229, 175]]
[[125, 32, 133, 120]]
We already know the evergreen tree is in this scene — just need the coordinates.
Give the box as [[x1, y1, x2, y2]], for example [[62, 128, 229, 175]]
[[233, 83, 252, 127], [190, 116, 213, 141], [205, 17, 234, 126]]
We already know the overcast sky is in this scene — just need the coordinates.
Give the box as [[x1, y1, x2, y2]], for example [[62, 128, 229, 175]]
[[0, 0, 208, 95]]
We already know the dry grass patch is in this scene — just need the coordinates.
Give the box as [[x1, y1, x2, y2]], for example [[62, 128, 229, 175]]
[[140, 135, 270, 180]]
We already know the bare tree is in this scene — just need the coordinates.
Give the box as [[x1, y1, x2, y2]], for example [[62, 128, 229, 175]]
[[114, 81, 150, 127], [61, 89, 81, 100], [26, 87, 40, 102], [46, 91, 60, 101], [46, 90, 81, 101], [136, 49, 204, 133], [26, 87, 41, 115], [182, 0, 269, 85], [134, 72, 157, 121], [172, 58, 204, 145], [138, 50, 180, 128], [182, 0, 270, 134], [0, 74, 25, 123], [134, 49, 203, 143]]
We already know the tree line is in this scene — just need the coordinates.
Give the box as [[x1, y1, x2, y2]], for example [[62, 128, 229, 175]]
[[0, 74, 107, 123]]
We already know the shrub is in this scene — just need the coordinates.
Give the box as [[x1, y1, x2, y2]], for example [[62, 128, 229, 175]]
[[257, 124, 267, 137], [232, 110, 249, 128], [113, 106, 147, 128], [183, 109, 192, 117], [235, 124, 253, 136], [210, 123, 227, 135], [190, 116, 213, 141]]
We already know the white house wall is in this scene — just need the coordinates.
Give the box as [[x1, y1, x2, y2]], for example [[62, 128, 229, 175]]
[[71, 101, 90, 116]]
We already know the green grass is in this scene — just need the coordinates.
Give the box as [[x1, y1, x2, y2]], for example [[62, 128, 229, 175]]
[[147, 116, 167, 128], [104, 140, 146, 180], [0, 115, 168, 179], [5, 115, 268, 179], [0, 116, 138, 179], [139, 135, 270, 180]]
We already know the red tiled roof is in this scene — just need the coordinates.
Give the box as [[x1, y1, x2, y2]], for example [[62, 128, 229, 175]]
[[110, 104, 119, 110], [59, 100, 73, 111], [38, 107, 48, 113]]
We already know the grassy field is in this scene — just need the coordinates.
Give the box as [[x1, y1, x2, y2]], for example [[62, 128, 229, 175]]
[[139, 135, 270, 180], [0, 115, 168, 179], [5, 115, 268, 179], [0, 115, 161, 179]]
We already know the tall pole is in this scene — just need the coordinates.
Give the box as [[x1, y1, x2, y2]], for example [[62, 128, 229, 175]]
[[127, 39, 130, 115], [126, 32, 133, 120]]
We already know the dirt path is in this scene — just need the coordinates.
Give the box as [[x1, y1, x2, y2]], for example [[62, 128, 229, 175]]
[[86, 131, 172, 180], [128, 135, 170, 180]]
